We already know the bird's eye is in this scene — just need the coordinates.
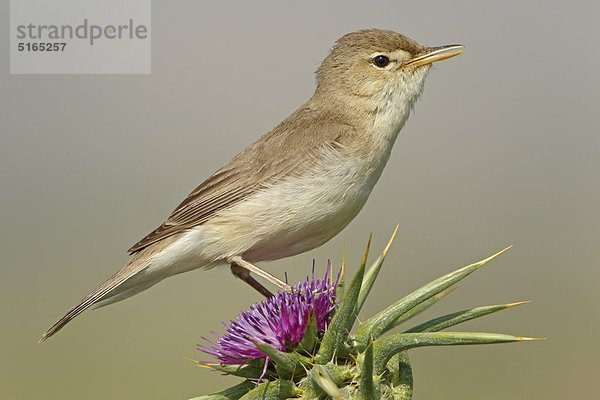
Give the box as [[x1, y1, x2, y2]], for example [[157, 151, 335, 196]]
[[372, 55, 390, 68]]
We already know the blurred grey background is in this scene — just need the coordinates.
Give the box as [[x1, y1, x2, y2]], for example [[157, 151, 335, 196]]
[[1, 1, 598, 399]]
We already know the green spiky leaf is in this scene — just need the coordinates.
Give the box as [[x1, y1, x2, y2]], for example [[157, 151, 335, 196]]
[[388, 352, 413, 400], [314, 236, 370, 364], [189, 381, 254, 400], [372, 331, 538, 375], [356, 338, 376, 399], [354, 247, 512, 350], [305, 364, 345, 399], [406, 301, 530, 333], [388, 287, 455, 331], [355, 226, 398, 316], [254, 343, 307, 380], [198, 361, 267, 380], [239, 380, 300, 400], [297, 313, 319, 355]]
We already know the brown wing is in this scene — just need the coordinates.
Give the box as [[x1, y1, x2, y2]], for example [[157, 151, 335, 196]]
[[128, 107, 356, 254]]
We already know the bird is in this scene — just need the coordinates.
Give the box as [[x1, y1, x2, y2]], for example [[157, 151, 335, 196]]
[[41, 29, 463, 341]]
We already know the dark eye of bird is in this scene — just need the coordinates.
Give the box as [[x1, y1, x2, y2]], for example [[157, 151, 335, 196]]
[[372, 55, 390, 68]]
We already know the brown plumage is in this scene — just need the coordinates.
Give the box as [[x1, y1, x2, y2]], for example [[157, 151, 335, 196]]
[[129, 110, 357, 254]]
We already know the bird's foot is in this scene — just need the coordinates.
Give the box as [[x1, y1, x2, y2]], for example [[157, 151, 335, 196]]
[[229, 256, 290, 298]]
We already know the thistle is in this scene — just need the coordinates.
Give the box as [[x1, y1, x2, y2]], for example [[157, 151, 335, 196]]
[[198, 267, 337, 367], [193, 227, 540, 399]]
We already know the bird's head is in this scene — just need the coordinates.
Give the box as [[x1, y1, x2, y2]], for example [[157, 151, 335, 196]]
[[315, 29, 463, 123]]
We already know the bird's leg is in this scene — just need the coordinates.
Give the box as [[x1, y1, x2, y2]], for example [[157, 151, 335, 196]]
[[228, 256, 290, 296], [230, 263, 274, 298]]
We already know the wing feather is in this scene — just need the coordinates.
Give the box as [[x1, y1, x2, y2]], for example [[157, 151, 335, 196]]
[[128, 107, 355, 254]]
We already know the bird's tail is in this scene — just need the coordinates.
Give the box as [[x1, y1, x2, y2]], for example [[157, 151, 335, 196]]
[[39, 259, 151, 342]]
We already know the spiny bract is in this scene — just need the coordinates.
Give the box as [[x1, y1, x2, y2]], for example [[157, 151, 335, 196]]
[[192, 227, 539, 399]]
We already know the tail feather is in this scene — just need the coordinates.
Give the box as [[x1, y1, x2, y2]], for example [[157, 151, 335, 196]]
[[92, 280, 157, 309], [39, 259, 149, 342]]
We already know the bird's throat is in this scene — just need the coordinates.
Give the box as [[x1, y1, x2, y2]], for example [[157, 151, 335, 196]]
[[373, 68, 430, 143]]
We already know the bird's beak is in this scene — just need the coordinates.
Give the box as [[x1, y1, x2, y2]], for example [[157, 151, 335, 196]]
[[405, 44, 464, 68]]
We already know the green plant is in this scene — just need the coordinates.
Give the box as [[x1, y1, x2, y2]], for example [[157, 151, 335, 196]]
[[193, 228, 540, 399]]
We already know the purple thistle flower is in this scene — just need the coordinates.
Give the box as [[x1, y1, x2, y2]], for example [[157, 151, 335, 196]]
[[199, 265, 337, 365]]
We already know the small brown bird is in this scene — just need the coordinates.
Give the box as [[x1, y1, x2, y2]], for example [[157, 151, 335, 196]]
[[41, 29, 463, 341]]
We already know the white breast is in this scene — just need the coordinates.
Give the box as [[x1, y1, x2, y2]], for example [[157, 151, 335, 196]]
[[197, 150, 378, 263]]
